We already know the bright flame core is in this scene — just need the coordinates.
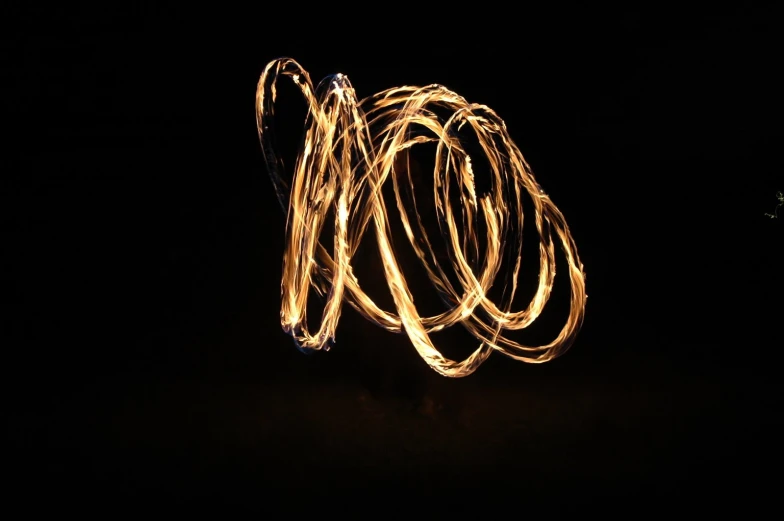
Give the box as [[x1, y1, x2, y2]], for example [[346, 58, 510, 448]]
[[256, 58, 587, 378]]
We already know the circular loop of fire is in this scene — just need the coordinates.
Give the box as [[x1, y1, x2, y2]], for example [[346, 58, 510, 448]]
[[256, 58, 587, 377]]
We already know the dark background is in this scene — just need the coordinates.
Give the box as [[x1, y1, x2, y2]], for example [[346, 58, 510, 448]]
[[5, 5, 782, 514]]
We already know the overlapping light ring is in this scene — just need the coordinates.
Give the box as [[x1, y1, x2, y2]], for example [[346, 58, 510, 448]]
[[256, 58, 587, 377]]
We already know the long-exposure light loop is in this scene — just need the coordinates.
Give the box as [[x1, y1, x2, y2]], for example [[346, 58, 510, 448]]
[[255, 57, 587, 377]]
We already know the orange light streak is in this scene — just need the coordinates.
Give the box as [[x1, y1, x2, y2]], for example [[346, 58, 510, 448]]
[[256, 58, 587, 377]]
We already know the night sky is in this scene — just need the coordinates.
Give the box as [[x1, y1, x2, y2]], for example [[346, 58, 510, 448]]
[[5, 6, 782, 514]]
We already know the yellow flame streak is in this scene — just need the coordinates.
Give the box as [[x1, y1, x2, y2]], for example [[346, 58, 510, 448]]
[[256, 58, 587, 378]]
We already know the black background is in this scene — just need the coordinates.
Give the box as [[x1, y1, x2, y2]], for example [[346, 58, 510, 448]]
[[5, 5, 783, 514]]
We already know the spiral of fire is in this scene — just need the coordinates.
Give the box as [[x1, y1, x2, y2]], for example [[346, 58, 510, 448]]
[[255, 58, 587, 377]]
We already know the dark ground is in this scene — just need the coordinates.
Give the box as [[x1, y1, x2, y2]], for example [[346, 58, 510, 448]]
[[4, 6, 783, 514]]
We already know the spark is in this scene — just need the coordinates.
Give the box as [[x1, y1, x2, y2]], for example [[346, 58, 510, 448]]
[[255, 58, 588, 378]]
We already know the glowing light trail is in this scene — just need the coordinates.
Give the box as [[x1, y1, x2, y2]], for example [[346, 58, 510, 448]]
[[765, 191, 783, 219], [256, 58, 587, 377]]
